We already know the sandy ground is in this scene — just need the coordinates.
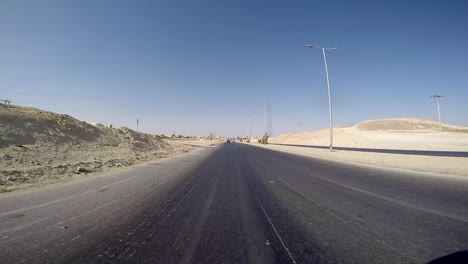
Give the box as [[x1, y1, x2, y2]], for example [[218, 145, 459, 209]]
[[270, 119, 468, 152], [171, 138, 226, 147], [263, 118, 468, 176], [0, 104, 199, 193]]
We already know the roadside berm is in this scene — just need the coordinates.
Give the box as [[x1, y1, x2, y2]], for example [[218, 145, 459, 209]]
[[0, 104, 191, 193]]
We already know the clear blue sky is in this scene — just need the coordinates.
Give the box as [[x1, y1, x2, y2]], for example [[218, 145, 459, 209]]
[[1, 0, 467, 137]]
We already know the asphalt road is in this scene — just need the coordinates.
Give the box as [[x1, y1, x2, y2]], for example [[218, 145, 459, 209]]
[[1, 143, 468, 264]]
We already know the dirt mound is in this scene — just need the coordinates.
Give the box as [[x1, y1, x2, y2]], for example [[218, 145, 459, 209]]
[[269, 129, 331, 145], [0, 104, 190, 192], [0, 104, 168, 150], [355, 118, 442, 131], [0, 104, 102, 147]]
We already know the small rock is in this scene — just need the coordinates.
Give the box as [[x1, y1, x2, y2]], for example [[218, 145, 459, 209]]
[[15, 145, 27, 149], [76, 167, 89, 174], [2, 154, 13, 161], [54, 164, 66, 169], [34, 161, 41, 165]]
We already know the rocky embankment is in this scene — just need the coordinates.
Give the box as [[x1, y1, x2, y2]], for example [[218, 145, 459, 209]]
[[0, 104, 191, 192]]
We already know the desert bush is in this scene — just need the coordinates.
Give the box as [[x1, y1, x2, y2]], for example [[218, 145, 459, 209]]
[[261, 132, 269, 144]]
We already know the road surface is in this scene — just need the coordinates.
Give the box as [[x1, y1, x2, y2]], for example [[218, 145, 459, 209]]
[[1, 143, 467, 263]]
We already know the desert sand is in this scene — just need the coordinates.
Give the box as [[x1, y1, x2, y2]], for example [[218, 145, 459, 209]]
[[262, 118, 468, 176], [270, 118, 468, 151]]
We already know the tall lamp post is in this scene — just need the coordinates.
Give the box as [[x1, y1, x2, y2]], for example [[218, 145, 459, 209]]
[[430, 95, 444, 132], [306, 44, 339, 151]]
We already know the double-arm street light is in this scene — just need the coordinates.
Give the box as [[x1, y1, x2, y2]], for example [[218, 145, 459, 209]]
[[306, 45, 339, 151]]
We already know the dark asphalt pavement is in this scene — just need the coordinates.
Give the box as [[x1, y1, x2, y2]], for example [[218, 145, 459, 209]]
[[1, 143, 468, 264]]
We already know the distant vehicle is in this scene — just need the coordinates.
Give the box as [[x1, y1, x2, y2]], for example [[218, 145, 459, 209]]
[[227, 139, 231, 143]]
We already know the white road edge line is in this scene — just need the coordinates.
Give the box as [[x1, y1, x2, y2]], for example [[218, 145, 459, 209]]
[[274, 171, 468, 223], [307, 172, 468, 223]]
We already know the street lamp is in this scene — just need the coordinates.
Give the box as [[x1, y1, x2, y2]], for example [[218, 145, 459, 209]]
[[430, 95, 444, 132], [306, 45, 339, 151]]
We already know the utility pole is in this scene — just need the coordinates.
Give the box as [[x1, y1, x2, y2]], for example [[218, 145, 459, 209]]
[[297, 123, 303, 133], [431, 95, 444, 132], [249, 115, 252, 138], [306, 44, 339, 151], [264, 102, 267, 136], [136, 118, 139, 132], [264, 101, 272, 137], [268, 103, 272, 137]]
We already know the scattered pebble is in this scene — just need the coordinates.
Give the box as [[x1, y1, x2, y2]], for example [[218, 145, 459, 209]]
[[76, 167, 90, 174], [2, 154, 13, 160]]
